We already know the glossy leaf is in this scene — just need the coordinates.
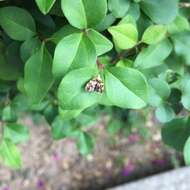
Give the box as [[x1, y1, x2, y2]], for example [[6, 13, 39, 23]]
[[142, 25, 167, 44], [105, 67, 148, 109], [61, 0, 107, 29], [58, 67, 101, 110], [87, 29, 113, 56], [108, 24, 138, 50], [53, 33, 96, 78]]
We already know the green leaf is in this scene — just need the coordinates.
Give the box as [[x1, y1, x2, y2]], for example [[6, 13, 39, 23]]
[[108, 23, 138, 50], [51, 24, 80, 44], [53, 33, 96, 78], [58, 67, 101, 110], [150, 78, 171, 100], [87, 29, 113, 56], [2, 105, 17, 122], [184, 136, 190, 165], [0, 139, 22, 169], [59, 108, 82, 120], [108, 0, 130, 18], [167, 15, 190, 34], [61, 0, 107, 29], [76, 132, 95, 155], [4, 123, 29, 144], [107, 119, 124, 135], [182, 80, 190, 110], [95, 13, 116, 32], [24, 43, 54, 105], [51, 116, 73, 140], [162, 117, 190, 151], [0, 6, 36, 41], [142, 25, 167, 45], [134, 39, 172, 69], [140, 0, 178, 24], [172, 31, 190, 65], [128, 3, 140, 21], [105, 67, 148, 109], [155, 103, 175, 123], [35, 0, 56, 14], [20, 37, 41, 62], [0, 42, 21, 81]]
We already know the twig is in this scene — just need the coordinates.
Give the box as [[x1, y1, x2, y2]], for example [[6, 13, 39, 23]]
[[111, 42, 142, 65]]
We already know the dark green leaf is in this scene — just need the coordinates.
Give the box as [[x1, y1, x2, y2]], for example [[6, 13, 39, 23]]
[[0, 6, 36, 41], [162, 117, 190, 151], [24, 43, 54, 104]]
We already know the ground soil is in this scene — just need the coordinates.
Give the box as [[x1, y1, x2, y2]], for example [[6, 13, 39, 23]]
[[0, 114, 181, 190]]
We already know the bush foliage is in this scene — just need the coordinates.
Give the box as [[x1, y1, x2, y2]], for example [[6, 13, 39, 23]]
[[0, 0, 190, 168]]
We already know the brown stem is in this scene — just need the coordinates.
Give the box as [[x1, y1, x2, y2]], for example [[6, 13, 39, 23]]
[[96, 59, 105, 70], [179, 2, 190, 8], [111, 42, 142, 65]]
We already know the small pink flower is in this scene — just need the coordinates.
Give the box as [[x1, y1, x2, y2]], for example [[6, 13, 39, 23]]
[[2, 187, 10, 190], [127, 134, 140, 144], [52, 152, 61, 161]]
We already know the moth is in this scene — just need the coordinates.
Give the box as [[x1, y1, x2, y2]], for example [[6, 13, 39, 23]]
[[85, 75, 104, 93]]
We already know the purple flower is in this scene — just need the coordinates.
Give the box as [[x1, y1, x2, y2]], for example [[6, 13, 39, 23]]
[[52, 152, 61, 161], [36, 180, 45, 188], [151, 159, 167, 167], [2, 187, 10, 190], [122, 162, 135, 177]]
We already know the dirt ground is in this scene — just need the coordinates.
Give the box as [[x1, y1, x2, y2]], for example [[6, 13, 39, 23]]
[[0, 114, 181, 190]]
